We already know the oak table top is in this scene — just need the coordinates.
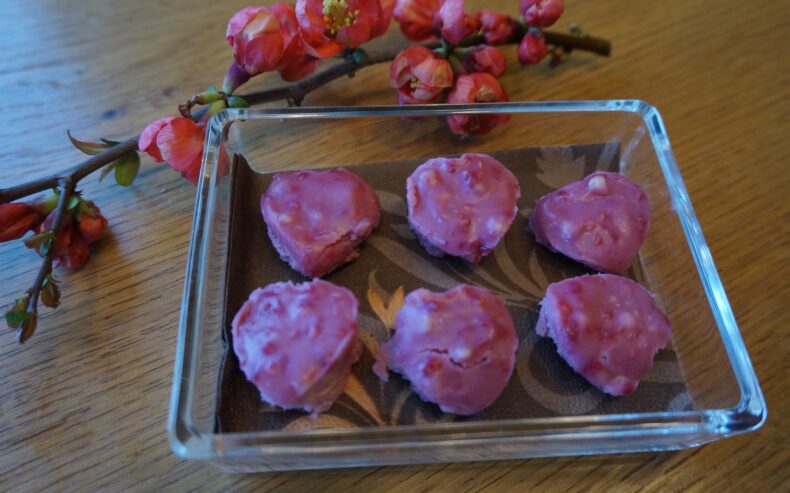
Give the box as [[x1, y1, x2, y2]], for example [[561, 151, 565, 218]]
[[1, 0, 788, 491]]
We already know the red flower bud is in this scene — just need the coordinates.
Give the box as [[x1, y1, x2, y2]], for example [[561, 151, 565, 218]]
[[140, 117, 206, 184], [446, 73, 510, 135], [0, 203, 44, 242], [76, 201, 108, 244], [478, 10, 515, 44], [58, 228, 90, 270], [296, 0, 382, 59], [390, 45, 453, 104], [277, 39, 320, 82], [393, 0, 441, 41], [519, 0, 563, 28], [376, 0, 396, 36], [437, 0, 480, 45], [34, 212, 70, 257], [518, 30, 548, 65], [226, 4, 300, 76], [139, 117, 176, 163], [30, 213, 93, 270], [462, 46, 506, 77]]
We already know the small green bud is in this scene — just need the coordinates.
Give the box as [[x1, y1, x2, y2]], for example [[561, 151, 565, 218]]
[[41, 276, 61, 309], [196, 91, 221, 105], [352, 48, 370, 66], [17, 311, 38, 343], [226, 96, 250, 109]]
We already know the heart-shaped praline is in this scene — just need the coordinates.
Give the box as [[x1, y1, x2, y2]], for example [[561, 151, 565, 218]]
[[261, 168, 380, 278], [232, 279, 361, 418], [528, 171, 650, 274], [536, 274, 672, 396], [407, 153, 520, 263], [374, 284, 518, 415]]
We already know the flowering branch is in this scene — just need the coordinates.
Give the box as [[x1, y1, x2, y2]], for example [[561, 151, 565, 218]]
[[3, 178, 74, 342], [0, 139, 139, 204], [0, 28, 607, 205], [2, 0, 611, 342], [20, 179, 74, 342]]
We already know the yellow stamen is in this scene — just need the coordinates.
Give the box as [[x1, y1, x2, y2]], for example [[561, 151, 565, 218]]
[[322, 0, 356, 37]]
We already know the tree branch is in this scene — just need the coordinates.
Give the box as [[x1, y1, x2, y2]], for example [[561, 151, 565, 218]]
[[1, 25, 611, 343], [0, 28, 610, 204], [0, 138, 140, 203], [240, 29, 610, 105], [18, 177, 74, 342]]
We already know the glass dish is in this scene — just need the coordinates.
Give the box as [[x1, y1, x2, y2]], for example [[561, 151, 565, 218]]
[[168, 101, 766, 472]]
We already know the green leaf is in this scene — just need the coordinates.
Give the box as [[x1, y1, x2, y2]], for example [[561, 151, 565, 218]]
[[226, 96, 250, 109], [24, 231, 54, 249], [99, 162, 118, 182], [68, 130, 110, 155], [39, 237, 53, 255], [6, 295, 30, 329], [5, 310, 30, 326], [67, 196, 80, 210], [114, 151, 140, 187], [100, 138, 121, 146]]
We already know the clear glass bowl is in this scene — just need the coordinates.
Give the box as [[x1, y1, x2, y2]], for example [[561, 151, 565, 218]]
[[168, 101, 766, 472]]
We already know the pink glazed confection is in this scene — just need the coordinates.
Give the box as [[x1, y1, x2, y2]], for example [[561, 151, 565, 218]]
[[406, 153, 520, 263], [528, 171, 651, 274], [374, 285, 518, 415], [231, 279, 362, 418], [261, 168, 380, 277], [535, 274, 672, 396]]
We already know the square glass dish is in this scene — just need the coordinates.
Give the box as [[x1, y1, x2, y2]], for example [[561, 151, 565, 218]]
[[168, 101, 766, 472]]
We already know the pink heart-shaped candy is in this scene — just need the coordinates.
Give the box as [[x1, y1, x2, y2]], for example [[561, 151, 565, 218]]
[[261, 168, 380, 278], [529, 171, 650, 274], [536, 274, 672, 396]]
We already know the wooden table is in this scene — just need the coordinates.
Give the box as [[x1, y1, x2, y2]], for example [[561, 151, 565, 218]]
[[1, 0, 787, 490]]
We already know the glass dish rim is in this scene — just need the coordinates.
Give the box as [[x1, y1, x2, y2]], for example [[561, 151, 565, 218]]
[[168, 101, 766, 461]]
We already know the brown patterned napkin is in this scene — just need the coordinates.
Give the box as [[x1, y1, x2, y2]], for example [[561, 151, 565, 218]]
[[215, 143, 690, 433]]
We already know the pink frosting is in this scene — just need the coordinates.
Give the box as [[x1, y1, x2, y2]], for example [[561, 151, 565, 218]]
[[407, 153, 520, 263], [528, 171, 650, 274], [374, 285, 518, 415], [261, 168, 380, 277], [231, 279, 361, 417], [536, 274, 672, 396]]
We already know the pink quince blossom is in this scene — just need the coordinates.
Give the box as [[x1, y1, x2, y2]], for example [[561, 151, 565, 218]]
[[0, 203, 44, 243], [76, 201, 108, 244], [446, 73, 510, 135], [278, 46, 321, 82], [462, 46, 506, 77], [226, 4, 300, 76], [437, 0, 480, 44], [376, 0, 396, 36], [296, 0, 381, 58], [33, 213, 91, 270], [140, 117, 206, 184], [518, 30, 548, 64], [477, 10, 515, 44], [393, 0, 442, 41], [519, 0, 564, 28], [390, 45, 453, 104]]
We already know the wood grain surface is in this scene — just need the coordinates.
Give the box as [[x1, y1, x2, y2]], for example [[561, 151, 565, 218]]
[[0, 0, 788, 491]]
